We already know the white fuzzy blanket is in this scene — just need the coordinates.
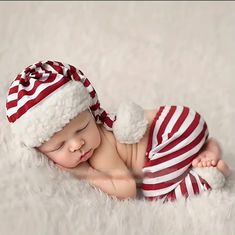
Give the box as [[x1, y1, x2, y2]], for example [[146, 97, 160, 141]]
[[0, 2, 235, 235]]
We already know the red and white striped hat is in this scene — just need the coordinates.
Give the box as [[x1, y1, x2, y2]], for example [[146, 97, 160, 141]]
[[6, 60, 116, 147], [6, 60, 148, 148]]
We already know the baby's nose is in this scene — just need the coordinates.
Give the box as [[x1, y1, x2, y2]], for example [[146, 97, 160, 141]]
[[70, 139, 85, 152]]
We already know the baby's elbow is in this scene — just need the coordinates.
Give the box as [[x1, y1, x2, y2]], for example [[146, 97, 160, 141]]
[[116, 178, 137, 200]]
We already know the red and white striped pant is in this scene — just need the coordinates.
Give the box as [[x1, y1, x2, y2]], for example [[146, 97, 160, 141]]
[[141, 106, 211, 202]]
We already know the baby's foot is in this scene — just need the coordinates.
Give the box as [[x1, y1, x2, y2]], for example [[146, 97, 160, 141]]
[[216, 159, 231, 178], [192, 138, 221, 168]]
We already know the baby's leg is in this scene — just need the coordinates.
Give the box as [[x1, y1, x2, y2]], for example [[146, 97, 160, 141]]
[[192, 138, 221, 167]]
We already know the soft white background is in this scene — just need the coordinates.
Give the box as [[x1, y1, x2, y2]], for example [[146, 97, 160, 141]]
[[0, 2, 235, 235]]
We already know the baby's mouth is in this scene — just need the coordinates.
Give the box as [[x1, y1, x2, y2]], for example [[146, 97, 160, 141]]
[[80, 149, 92, 161]]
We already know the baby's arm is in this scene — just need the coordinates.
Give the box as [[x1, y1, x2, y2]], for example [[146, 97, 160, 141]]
[[88, 162, 136, 200], [60, 157, 136, 200]]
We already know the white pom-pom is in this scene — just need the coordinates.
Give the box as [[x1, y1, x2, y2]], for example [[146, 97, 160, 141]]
[[112, 101, 148, 144], [193, 167, 226, 189]]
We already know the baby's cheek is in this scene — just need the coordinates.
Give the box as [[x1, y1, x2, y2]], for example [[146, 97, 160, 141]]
[[47, 153, 59, 164], [91, 132, 101, 148]]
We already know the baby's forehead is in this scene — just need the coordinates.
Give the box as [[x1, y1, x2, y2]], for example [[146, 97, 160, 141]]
[[43, 110, 92, 141], [76, 109, 92, 121]]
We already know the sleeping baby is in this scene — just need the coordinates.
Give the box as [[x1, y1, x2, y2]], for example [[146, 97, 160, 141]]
[[6, 60, 231, 202]]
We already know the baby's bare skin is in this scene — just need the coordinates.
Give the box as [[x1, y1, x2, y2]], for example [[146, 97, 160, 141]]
[[38, 109, 231, 199], [94, 109, 157, 187]]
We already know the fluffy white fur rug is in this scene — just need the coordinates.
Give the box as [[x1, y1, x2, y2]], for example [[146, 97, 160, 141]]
[[0, 2, 235, 235]]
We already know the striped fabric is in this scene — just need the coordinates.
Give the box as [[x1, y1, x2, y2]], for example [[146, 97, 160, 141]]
[[141, 106, 211, 202], [6, 60, 115, 129]]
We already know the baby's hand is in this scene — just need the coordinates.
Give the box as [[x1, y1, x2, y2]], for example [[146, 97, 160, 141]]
[[56, 161, 92, 179]]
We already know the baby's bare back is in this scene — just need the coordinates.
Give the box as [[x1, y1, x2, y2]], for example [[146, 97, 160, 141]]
[[88, 109, 158, 184]]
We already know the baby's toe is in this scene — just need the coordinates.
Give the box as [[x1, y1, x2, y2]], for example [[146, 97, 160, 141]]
[[192, 158, 200, 167], [206, 161, 212, 167], [211, 160, 217, 166], [202, 161, 207, 167], [198, 162, 203, 167]]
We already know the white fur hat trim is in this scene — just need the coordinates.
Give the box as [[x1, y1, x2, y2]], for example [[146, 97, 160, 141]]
[[11, 81, 92, 147]]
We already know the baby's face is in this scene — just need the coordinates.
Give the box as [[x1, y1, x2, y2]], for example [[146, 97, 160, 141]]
[[37, 109, 101, 168]]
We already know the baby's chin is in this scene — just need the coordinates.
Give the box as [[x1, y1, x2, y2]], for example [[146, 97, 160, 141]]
[[55, 162, 78, 169], [67, 163, 80, 168]]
